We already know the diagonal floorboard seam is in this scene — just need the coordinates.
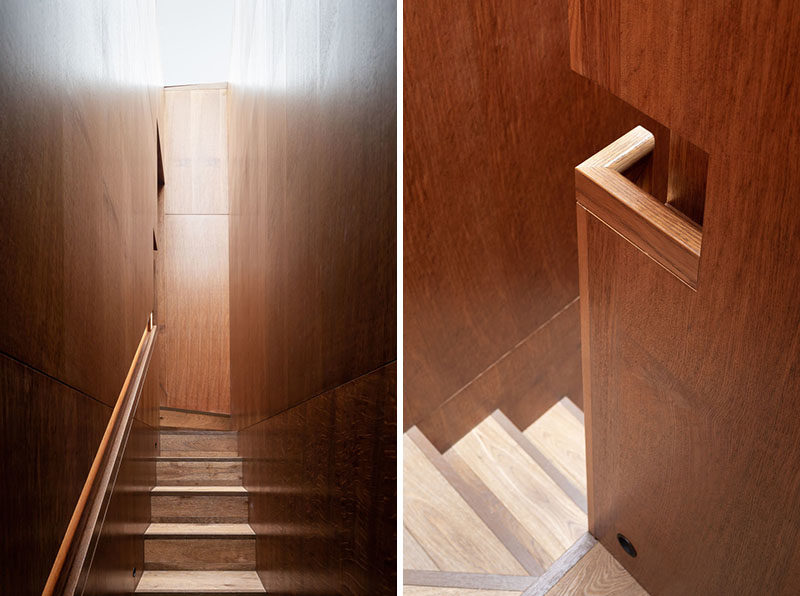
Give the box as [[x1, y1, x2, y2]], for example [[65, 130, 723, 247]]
[[521, 532, 597, 596]]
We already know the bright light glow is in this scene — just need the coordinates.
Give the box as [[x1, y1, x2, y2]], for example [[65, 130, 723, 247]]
[[157, 0, 234, 86]]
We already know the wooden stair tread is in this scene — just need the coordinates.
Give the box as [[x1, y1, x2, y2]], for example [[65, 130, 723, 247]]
[[152, 486, 248, 495], [157, 456, 243, 462], [135, 570, 265, 593], [161, 451, 239, 457], [146, 523, 255, 537]]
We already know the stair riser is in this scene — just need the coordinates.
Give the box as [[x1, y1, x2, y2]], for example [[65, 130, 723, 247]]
[[152, 495, 248, 523], [145, 538, 255, 570], [159, 432, 238, 454], [157, 461, 242, 486]]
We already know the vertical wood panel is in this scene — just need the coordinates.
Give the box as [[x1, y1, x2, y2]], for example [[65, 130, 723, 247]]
[[403, 0, 668, 444], [0, 353, 109, 595], [164, 215, 230, 414], [228, 0, 396, 427], [0, 0, 161, 408], [571, 2, 800, 593]]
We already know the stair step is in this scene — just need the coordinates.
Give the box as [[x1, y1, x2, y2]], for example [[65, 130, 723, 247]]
[[160, 408, 232, 431], [152, 486, 248, 495], [146, 523, 255, 536], [145, 524, 255, 571], [152, 490, 248, 523], [157, 457, 243, 486], [135, 570, 265, 594], [160, 430, 238, 455]]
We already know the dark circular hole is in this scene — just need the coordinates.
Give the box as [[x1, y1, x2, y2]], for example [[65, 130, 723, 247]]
[[617, 533, 637, 557], [132, 567, 137, 577]]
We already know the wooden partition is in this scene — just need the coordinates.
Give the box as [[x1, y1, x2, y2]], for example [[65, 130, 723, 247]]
[[227, 1, 396, 592], [403, 0, 670, 450], [160, 85, 232, 415], [0, 1, 160, 592], [571, 1, 800, 593]]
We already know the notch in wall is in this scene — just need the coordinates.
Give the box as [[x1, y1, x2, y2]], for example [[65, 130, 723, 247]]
[[156, 123, 165, 189]]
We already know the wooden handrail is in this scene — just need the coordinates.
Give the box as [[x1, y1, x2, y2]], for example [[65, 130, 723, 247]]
[[575, 126, 703, 289], [42, 317, 158, 596]]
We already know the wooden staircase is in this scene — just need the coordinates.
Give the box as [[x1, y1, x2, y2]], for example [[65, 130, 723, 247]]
[[136, 428, 266, 594]]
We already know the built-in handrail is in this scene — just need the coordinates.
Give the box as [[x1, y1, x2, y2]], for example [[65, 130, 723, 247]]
[[42, 316, 158, 596], [575, 126, 702, 289]]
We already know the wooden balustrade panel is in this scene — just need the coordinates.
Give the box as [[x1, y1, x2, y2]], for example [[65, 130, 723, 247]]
[[571, 1, 800, 593], [239, 364, 396, 595]]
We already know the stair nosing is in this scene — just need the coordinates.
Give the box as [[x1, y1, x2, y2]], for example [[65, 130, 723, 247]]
[[151, 485, 248, 494], [145, 523, 255, 537], [156, 456, 243, 462]]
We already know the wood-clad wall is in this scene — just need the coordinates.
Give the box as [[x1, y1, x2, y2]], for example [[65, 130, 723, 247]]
[[0, 1, 160, 592], [227, 1, 396, 592], [160, 86, 231, 414], [403, 0, 668, 450], [569, 2, 800, 594]]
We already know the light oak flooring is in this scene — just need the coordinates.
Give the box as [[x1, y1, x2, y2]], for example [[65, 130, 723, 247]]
[[403, 398, 648, 595]]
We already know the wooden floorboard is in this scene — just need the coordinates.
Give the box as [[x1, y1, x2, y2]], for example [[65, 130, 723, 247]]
[[404, 588, 520, 596], [403, 569, 534, 591], [543, 543, 648, 595], [403, 526, 438, 571], [521, 532, 597, 596], [403, 433, 526, 574]]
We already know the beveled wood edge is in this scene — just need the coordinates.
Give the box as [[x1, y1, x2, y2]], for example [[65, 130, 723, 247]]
[[520, 532, 597, 596], [576, 126, 702, 290], [43, 320, 158, 596], [403, 569, 536, 591]]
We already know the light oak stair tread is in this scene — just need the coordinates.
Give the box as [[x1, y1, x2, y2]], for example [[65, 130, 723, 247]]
[[159, 430, 238, 436], [161, 451, 240, 457], [135, 570, 265, 593], [157, 456, 243, 462], [146, 523, 255, 537], [152, 486, 248, 495]]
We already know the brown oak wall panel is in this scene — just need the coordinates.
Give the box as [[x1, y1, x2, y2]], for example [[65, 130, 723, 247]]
[[403, 0, 667, 440], [0, 352, 109, 595], [228, 0, 397, 428], [162, 87, 229, 215], [240, 364, 396, 595], [163, 214, 231, 414], [0, 0, 161, 408], [570, 2, 800, 594]]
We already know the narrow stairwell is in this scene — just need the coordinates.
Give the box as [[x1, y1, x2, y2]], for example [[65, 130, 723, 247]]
[[136, 428, 265, 594]]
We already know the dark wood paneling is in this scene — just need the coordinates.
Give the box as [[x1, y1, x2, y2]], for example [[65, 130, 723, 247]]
[[228, 0, 397, 427], [240, 364, 396, 596], [402, 0, 668, 439], [163, 214, 231, 414], [0, 353, 109, 595], [0, 0, 161, 408], [571, 2, 800, 593], [83, 419, 156, 595]]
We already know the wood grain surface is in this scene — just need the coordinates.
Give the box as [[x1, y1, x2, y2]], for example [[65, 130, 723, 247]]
[[0, 0, 161, 408], [570, 1, 800, 594], [239, 363, 395, 594], [163, 215, 230, 413], [162, 87, 228, 215], [404, 434, 526, 575], [449, 417, 587, 566], [227, 0, 396, 428], [403, 0, 669, 445], [545, 543, 647, 595]]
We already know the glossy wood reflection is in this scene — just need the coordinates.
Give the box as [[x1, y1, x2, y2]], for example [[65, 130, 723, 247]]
[[240, 364, 396, 595], [403, 0, 668, 444]]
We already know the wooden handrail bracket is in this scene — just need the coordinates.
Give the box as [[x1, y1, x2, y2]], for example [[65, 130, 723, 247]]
[[576, 126, 702, 289]]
